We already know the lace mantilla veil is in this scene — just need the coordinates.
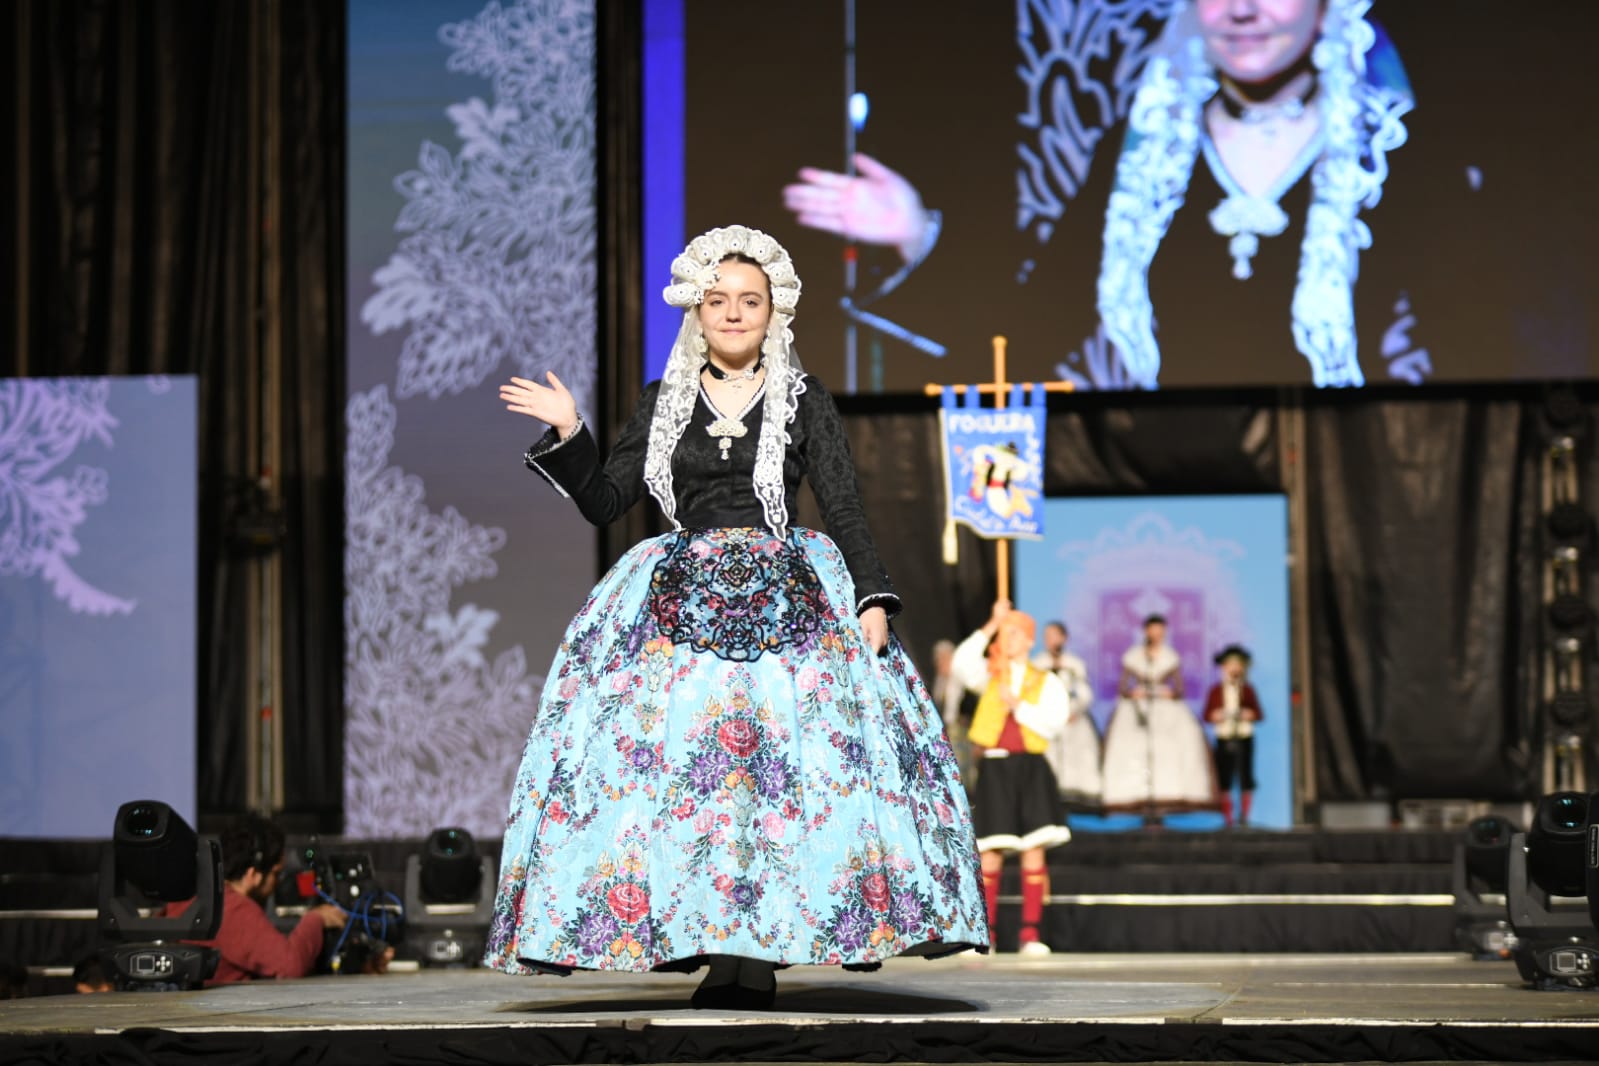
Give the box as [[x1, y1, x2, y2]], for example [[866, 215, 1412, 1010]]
[[1097, 0, 1412, 388], [646, 225, 807, 536]]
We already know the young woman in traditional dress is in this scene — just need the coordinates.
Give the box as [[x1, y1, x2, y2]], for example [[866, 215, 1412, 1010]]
[[485, 226, 987, 1008]]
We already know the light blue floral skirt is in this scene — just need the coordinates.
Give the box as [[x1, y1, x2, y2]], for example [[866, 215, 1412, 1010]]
[[484, 527, 989, 974]]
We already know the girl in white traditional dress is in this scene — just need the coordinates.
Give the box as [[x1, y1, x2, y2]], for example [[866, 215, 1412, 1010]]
[[1031, 620, 1103, 809], [1100, 614, 1215, 815]]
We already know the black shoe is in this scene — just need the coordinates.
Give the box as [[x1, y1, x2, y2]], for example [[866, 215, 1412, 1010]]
[[690, 981, 741, 1010], [731, 982, 776, 1011], [690, 980, 776, 1011]]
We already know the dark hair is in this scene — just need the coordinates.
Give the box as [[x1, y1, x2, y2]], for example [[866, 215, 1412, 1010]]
[[1142, 613, 1167, 629], [1044, 620, 1068, 636], [715, 252, 770, 298], [219, 815, 286, 881], [72, 954, 111, 988], [0, 960, 27, 1000]]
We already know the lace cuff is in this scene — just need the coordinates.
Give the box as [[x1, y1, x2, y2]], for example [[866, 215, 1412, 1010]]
[[523, 417, 589, 498], [856, 591, 902, 619]]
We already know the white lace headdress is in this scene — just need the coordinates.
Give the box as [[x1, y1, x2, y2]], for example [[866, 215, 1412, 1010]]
[[1097, 0, 1412, 388], [645, 225, 805, 535]]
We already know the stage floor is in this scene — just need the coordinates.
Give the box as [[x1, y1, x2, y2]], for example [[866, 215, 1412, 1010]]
[[4, 953, 1598, 1064]]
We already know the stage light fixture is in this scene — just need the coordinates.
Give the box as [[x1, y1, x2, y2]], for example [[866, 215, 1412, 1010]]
[[1507, 792, 1599, 990], [1548, 596, 1594, 633], [97, 800, 223, 991], [404, 827, 495, 967], [1548, 691, 1592, 732], [420, 828, 483, 903], [1587, 791, 1599, 935], [1547, 502, 1594, 547], [1453, 815, 1518, 959]]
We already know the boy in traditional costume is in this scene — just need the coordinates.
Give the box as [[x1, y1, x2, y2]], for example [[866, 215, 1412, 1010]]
[[1203, 644, 1264, 828], [952, 601, 1072, 954]]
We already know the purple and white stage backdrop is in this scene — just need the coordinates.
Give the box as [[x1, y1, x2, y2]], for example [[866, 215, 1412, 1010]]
[[347, 0, 598, 837], [0, 376, 198, 837], [1016, 495, 1292, 829]]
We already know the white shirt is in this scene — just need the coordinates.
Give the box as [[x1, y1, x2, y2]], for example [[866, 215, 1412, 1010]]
[[952, 629, 1071, 741], [1031, 649, 1091, 720]]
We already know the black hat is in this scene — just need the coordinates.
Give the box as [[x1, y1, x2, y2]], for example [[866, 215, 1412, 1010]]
[[1214, 644, 1252, 665]]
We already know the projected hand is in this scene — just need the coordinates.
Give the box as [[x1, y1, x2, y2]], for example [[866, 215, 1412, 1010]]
[[861, 605, 889, 654], [501, 373, 579, 437], [784, 154, 931, 263]]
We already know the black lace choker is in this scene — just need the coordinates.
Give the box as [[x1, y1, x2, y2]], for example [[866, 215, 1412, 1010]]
[[704, 358, 763, 382]]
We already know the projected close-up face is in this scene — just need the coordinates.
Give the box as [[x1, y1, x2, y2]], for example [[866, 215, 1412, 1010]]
[[669, 0, 1598, 393], [698, 259, 772, 363], [1196, 0, 1325, 84]]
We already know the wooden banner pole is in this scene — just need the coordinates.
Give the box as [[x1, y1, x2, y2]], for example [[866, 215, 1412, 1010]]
[[991, 336, 1011, 604]]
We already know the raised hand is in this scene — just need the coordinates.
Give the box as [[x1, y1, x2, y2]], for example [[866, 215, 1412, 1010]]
[[501, 372, 579, 437], [983, 598, 1013, 635], [783, 154, 931, 263]]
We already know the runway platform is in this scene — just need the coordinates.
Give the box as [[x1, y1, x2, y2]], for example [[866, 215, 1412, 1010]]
[[3, 953, 1597, 1065]]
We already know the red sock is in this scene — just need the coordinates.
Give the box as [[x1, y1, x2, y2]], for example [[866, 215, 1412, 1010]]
[[1240, 791, 1253, 825], [983, 868, 1001, 932], [1020, 867, 1047, 941], [1219, 793, 1234, 827]]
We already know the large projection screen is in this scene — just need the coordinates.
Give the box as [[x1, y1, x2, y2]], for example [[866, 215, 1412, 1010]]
[[646, 0, 1598, 393]]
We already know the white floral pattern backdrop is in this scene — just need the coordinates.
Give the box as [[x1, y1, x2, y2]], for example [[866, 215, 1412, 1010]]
[[346, 0, 598, 837], [0, 376, 198, 836]]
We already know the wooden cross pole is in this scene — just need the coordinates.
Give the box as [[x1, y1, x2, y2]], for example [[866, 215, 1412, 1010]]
[[925, 336, 1074, 603]]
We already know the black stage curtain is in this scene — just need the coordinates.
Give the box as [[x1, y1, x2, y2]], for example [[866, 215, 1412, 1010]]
[[596, 0, 666, 562], [9, 0, 346, 827], [1305, 397, 1543, 801]]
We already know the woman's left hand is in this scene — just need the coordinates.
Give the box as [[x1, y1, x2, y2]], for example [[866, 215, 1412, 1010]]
[[860, 606, 889, 655]]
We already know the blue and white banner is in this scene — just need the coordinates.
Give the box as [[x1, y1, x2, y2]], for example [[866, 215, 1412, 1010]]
[[938, 384, 1046, 541]]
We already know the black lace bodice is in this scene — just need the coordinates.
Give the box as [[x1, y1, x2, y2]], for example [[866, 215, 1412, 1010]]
[[526, 375, 899, 615]]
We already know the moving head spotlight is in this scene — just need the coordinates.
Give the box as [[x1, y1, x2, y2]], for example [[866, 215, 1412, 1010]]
[[97, 801, 223, 991]]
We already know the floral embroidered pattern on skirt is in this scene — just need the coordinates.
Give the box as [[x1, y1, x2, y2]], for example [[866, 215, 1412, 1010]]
[[485, 527, 988, 973]]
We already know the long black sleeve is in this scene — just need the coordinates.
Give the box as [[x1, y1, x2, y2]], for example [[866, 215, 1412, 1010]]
[[524, 382, 660, 527], [797, 377, 902, 617]]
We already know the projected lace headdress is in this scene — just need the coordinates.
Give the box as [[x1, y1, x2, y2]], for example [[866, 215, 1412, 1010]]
[[1097, 0, 1413, 388], [646, 225, 805, 535]]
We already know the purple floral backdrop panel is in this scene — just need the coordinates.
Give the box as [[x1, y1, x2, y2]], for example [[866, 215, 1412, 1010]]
[[346, 0, 599, 837], [0, 376, 198, 836]]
